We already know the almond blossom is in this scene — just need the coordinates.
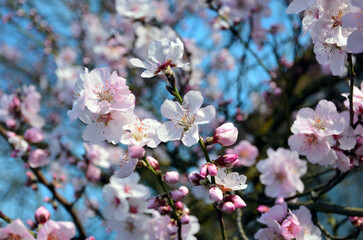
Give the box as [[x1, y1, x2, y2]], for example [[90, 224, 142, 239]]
[[256, 148, 307, 198], [157, 90, 215, 147], [291, 99, 345, 137], [214, 168, 248, 192], [129, 38, 186, 78], [83, 67, 135, 114], [0, 219, 35, 240], [121, 117, 161, 148], [37, 220, 76, 240]]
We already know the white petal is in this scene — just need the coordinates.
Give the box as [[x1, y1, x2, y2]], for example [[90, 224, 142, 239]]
[[286, 0, 310, 14], [161, 99, 183, 119], [82, 123, 105, 144], [194, 105, 215, 124], [129, 58, 150, 69], [183, 90, 203, 113], [181, 124, 199, 147], [157, 121, 183, 142]]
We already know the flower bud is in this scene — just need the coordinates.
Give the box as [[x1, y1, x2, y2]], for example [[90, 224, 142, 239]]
[[128, 145, 145, 158], [86, 165, 101, 182], [224, 195, 246, 209], [158, 206, 171, 215], [180, 214, 190, 225], [221, 201, 235, 214], [6, 119, 16, 129], [178, 186, 189, 196], [188, 172, 204, 186], [200, 163, 218, 178], [209, 186, 223, 202], [164, 171, 180, 184], [175, 201, 184, 211], [146, 156, 160, 170], [170, 190, 185, 202], [34, 206, 50, 224], [213, 122, 238, 146], [215, 154, 239, 167], [24, 128, 44, 143], [148, 197, 160, 209]]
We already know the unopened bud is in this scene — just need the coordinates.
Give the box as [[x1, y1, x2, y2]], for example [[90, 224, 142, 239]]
[[200, 163, 218, 178], [188, 172, 204, 186], [221, 201, 235, 214], [209, 186, 223, 202], [215, 154, 239, 168], [34, 206, 50, 224], [146, 156, 160, 170], [164, 171, 180, 185], [213, 122, 238, 146], [128, 145, 145, 158], [180, 214, 190, 225]]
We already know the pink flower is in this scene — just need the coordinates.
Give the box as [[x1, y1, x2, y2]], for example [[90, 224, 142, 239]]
[[213, 122, 238, 146], [281, 214, 302, 239], [83, 68, 135, 114], [291, 100, 345, 137], [37, 220, 75, 240], [226, 140, 258, 167], [0, 219, 35, 240], [256, 148, 307, 198], [34, 206, 50, 224], [28, 149, 49, 168], [114, 149, 138, 178], [121, 118, 161, 148]]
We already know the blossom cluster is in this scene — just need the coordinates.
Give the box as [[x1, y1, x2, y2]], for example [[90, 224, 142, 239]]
[[0, 206, 75, 240], [288, 99, 360, 172], [287, 0, 363, 75], [255, 201, 322, 239]]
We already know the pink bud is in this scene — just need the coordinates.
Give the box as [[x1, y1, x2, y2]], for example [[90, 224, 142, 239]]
[[164, 171, 180, 184], [200, 163, 218, 178], [26, 219, 35, 228], [128, 145, 145, 158], [146, 156, 160, 170], [43, 196, 51, 202], [148, 197, 161, 209], [215, 154, 239, 167], [34, 206, 50, 224], [6, 119, 16, 129], [24, 128, 44, 143], [209, 186, 224, 202], [86, 237, 96, 240], [170, 190, 185, 202], [180, 214, 190, 225], [213, 122, 238, 146], [86, 165, 101, 182], [179, 186, 189, 196], [158, 206, 171, 215], [221, 201, 235, 214], [224, 195, 246, 209], [9, 96, 20, 109], [281, 216, 302, 239], [188, 172, 204, 186], [275, 197, 285, 205], [175, 201, 183, 210]]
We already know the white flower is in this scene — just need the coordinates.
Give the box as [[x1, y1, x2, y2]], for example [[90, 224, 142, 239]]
[[102, 184, 129, 221], [215, 168, 248, 191], [157, 91, 215, 147], [121, 118, 161, 148], [129, 38, 186, 78], [115, 0, 153, 19], [80, 109, 135, 145]]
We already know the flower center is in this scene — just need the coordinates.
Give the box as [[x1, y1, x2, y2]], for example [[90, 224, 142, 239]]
[[119, 150, 130, 168], [94, 80, 118, 103], [112, 197, 121, 207], [173, 110, 195, 131], [332, 9, 343, 28], [154, 59, 177, 74], [96, 113, 113, 126], [131, 120, 149, 141], [6, 233, 22, 240], [313, 114, 327, 130], [125, 221, 136, 233]]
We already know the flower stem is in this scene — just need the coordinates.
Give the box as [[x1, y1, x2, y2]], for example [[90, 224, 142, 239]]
[[347, 53, 355, 127], [143, 157, 182, 240]]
